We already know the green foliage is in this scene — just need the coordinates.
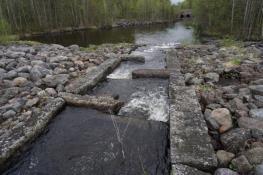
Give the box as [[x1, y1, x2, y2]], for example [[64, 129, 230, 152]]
[[220, 37, 240, 47], [198, 84, 214, 92], [230, 58, 241, 65], [180, 0, 263, 40], [0, 35, 17, 43], [0, 0, 178, 34]]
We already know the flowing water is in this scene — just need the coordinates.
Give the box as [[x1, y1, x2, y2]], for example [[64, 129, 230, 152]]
[[5, 22, 195, 175]]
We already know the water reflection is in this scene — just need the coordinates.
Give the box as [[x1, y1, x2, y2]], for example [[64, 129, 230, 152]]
[[22, 22, 194, 46]]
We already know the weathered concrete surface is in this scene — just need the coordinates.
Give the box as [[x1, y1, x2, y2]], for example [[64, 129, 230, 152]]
[[59, 92, 124, 114], [169, 86, 217, 171], [65, 57, 121, 94], [121, 54, 145, 63], [172, 164, 211, 175], [0, 98, 65, 170], [132, 69, 170, 79], [168, 49, 217, 173]]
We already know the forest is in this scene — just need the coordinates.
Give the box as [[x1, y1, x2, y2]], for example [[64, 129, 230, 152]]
[[179, 0, 263, 40], [0, 0, 177, 35]]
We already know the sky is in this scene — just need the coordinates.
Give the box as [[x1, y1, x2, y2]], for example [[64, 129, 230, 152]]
[[171, 0, 184, 4]]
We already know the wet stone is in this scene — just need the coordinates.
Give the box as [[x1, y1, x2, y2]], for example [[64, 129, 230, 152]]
[[5, 107, 169, 175]]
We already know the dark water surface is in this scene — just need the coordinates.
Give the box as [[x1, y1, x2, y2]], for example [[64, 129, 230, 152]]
[[6, 22, 195, 175], [22, 22, 195, 46], [6, 107, 169, 175]]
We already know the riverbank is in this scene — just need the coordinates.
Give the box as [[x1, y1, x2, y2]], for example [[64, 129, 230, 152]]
[[176, 40, 263, 174]]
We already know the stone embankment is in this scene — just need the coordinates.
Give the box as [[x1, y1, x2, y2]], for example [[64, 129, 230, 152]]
[[0, 42, 134, 171], [173, 41, 263, 175]]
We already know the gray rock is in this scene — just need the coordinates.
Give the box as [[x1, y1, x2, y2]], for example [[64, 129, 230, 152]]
[[37, 90, 48, 98], [0, 87, 20, 106], [206, 103, 222, 110], [214, 168, 238, 175], [6, 51, 26, 58], [204, 110, 220, 130], [210, 108, 233, 133], [68, 44, 80, 51], [3, 110, 16, 119], [251, 79, 263, 85], [254, 95, 263, 108], [250, 108, 263, 120], [45, 88, 57, 97], [0, 68, 6, 74], [30, 65, 52, 81], [25, 97, 39, 108], [216, 150, 235, 167], [238, 117, 263, 131], [249, 85, 263, 96], [231, 155, 253, 173], [43, 74, 69, 88], [4, 70, 18, 79], [172, 164, 210, 175], [252, 129, 263, 139], [204, 72, 219, 83], [47, 56, 69, 63], [221, 128, 251, 153], [255, 164, 263, 175], [184, 73, 194, 83], [17, 65, 32, 73], [244, 147, 263, 165]]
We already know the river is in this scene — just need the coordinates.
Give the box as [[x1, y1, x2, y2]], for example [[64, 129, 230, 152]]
[[5, 22, 196, 175]]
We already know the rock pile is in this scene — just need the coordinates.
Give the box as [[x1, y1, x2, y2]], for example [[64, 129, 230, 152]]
[[177, 41, 263, 174]]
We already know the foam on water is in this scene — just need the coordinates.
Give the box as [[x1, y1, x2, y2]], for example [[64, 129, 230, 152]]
[[119, 87, 169, 122]]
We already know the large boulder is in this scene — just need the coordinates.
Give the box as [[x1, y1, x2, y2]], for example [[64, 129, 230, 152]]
[[210, 108, 233, 133], [220, 128, 251, 153]]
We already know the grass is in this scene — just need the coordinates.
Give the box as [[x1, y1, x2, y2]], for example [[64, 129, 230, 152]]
[[230, 58, 242, 66], [0, 35, 18, 44], [220, 37, 242, 47], [197, 84, 214, 92]]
